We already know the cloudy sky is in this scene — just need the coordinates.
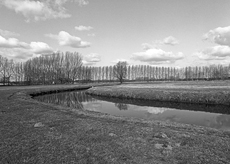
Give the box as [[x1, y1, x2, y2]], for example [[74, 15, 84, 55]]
[[0, 0, 230, 67]]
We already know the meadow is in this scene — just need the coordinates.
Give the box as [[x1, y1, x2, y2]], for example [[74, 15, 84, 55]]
[[87, 80, 230, 106], [0, 82, 230, 163]]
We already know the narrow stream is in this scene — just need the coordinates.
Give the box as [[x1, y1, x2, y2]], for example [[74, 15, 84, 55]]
[[34, 90, 230, 131]]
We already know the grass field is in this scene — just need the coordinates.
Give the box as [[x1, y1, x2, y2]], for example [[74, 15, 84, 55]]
[[0, 83, 230, 163], [87, 81, 230, 106]]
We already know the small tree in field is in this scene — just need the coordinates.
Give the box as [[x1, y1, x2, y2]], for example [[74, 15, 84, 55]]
[[113, 61, 127, 84]]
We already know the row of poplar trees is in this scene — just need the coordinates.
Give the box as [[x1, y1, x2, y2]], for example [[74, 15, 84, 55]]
[[1, 52, 230, 85]]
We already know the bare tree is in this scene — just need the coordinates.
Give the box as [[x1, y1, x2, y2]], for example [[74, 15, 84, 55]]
[[0, 55, 3, 77], [0, 55, 3, 84], [113, 61, 128, 84], [0, 57, 15, 85], [69, 52, 83, 83], [14, 62, 24, 84]]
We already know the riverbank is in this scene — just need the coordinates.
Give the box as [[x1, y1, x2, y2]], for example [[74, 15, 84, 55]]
[[86, 81, 230, 106], [0, 84, 230, 163]]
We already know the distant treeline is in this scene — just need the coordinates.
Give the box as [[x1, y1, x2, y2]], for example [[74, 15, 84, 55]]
[[0, 52, 230, 85]]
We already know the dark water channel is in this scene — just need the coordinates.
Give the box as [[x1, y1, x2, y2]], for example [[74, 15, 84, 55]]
[[35, 90, 230, 131]]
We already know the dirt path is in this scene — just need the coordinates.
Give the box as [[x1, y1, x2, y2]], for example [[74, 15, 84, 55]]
[[0, 85, 230, 164]]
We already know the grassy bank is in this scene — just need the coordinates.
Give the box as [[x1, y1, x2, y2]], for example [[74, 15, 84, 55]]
[[86, 81, 230, 106], [0, 84, 230, 163]]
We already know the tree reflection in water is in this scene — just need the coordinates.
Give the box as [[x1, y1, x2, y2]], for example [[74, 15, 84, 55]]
[[35, 91, 96, 110], [115, 103, 128, 110]]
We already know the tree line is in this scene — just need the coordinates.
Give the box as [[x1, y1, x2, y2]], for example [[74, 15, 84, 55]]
[[1, 52, 230, 85]]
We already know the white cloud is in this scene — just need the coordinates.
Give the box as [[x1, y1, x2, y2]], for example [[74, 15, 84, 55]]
[[29, 42, 53, 54], [152, 40, 163, 48], [132, 48, 184, 65], [87, 33, 96, 37], [1, 0, 89, 22], [0, 48, 33, 60], [198, 26, 230, 62], [46, 31, 91, 48], [0, 35, 53, 60], [195, 45, 230, 60], [44, 33, 58, 39], [0, 29, 20, 37], [52, 0, 89, 6], [141, 43, 153, 50], [78, 0, 89, 6], [0, 35, 29, 48], [83, 53, 101, 65], [163, 36, 179, 46], [2, 0, 64, 22], [142, 36, 179, 49], [75, 25, 93, 31], [204, 26, 230, 46]]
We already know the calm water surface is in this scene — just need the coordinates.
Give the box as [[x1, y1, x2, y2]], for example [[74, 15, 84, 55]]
[[35, 90, 230, 131]]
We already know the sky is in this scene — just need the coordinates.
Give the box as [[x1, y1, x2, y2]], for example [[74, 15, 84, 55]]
[[0, 0, 230, 67]]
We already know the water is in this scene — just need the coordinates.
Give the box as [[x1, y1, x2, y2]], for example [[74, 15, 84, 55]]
[[34, 90, 230, 131]]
